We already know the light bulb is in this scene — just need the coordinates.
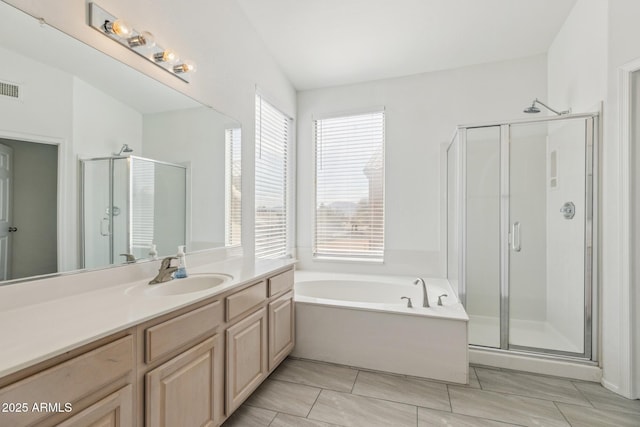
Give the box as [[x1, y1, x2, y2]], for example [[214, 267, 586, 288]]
[[104, 18, 133, 38], [173, 60, 197, 74], [127, 31, 155, 48], [153, 49, 177, 64]]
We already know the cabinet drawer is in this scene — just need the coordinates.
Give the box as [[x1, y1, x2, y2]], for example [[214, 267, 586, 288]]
[[57, 384, 133, 427], [226, 281, 267, 322], [268, 269, 294, 297], [0, 336, 133, 426], [145, 300, 223, 364]]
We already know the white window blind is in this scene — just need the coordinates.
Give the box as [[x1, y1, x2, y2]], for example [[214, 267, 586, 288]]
[[314, 110, 385, 260], [255, 95, 290, 259], [225, 127, 242, 246], [131, 158, 155, 252]]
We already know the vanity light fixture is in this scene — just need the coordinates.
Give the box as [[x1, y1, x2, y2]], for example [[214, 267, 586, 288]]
[[127, 31, 155, 48], [174, 60, 197, 74], [88, 3, 194, 82], [103, 18, 132, 38], [154, 49, 177, 64]]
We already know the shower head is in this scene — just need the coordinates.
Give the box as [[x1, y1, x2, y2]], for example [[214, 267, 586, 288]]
[[115, 144, 134, 156], [524, 98, 570, 116], [524, 101, 541, 114]]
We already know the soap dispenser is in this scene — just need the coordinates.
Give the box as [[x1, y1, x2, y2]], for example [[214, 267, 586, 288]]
[[174, 245, 188, 278]]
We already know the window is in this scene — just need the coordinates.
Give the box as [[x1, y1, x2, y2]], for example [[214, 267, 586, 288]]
[[314, 110, 385, 260], [225, 127, 242, 246], [255, 95, 291, 259]]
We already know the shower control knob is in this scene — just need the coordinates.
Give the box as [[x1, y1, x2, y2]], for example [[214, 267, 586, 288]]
[[8, 227, 17, 232], [560, 202, 575, 219]]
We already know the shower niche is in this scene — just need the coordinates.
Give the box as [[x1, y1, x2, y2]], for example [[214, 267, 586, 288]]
[[447, 113, 598, 360], [81, 156, 186, 269]]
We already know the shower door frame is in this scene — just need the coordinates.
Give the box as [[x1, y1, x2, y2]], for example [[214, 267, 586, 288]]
[[80, 155, 188, 268], [452, 112, 599, 360]]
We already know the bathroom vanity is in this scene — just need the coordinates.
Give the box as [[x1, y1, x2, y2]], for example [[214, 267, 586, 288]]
[[0, 257, 295, 427]]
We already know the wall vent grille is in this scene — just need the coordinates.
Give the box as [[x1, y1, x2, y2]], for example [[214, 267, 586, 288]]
[[0, 80, 20, 99]]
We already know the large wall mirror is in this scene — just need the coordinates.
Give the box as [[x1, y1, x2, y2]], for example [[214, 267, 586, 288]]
[[0, 1, 242, 284]]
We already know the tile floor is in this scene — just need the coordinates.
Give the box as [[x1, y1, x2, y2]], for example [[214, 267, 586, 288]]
[[222, 357, 640, 427]]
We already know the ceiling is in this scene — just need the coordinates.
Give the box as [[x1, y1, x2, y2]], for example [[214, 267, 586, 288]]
[[236, 0, 577, 90]]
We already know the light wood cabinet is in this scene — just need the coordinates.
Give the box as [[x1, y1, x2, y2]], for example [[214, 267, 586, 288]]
[[145, 335, 223, 427], [0, 335, 134, 427], [226, 280, 267, 322], [225, 307, 268, 414], [269, 291, 295, 370], [0, 266, 295, 427], [144, 300, 223, 364], [57, 385, 134, 427]]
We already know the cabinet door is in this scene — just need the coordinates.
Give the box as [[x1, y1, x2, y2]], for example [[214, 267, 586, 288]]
[[146, 335, 223, 427], [268, 291, 295, 371], [226, 307, 268, 414], [57, 385, 133, 427]]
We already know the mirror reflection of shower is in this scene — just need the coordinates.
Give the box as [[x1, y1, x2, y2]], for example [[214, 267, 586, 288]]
[[114, 144, 134, 156], [524, 98, 571, 116], [80, 156, 187, 269]]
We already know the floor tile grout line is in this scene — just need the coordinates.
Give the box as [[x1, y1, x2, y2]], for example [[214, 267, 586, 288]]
[[304, 386, 324, 419], [417, 403, 529, 427], [244, 401, 316, 421], [472, 366, 484, 390], [445, 384, 453, 412], [552, 400, 574, 427], [265, 411, 278, 427], [305, 389, 351, 427], [448, 383, 596, 412], [464, 371, 595, 407], [350, 369, 361, 394], [570, 381, 597, 409]]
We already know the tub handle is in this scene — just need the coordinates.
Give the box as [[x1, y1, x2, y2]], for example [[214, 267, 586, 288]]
[[438, 294, 448, 306], [401, 296, 413, 308]]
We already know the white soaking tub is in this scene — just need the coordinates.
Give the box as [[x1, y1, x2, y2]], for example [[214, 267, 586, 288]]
[[292, 271, 469, 384]]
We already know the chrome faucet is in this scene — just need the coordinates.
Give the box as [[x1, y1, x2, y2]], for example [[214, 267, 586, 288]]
[[414, 277, 430, 307], [149, 256, 178, 284]]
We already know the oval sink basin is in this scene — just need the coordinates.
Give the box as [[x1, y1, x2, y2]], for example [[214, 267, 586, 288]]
[[127, 274, 233, 297]]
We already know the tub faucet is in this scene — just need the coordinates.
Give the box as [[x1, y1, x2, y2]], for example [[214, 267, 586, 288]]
[[414, 277, 430, 307], [149, 256, 178, 284]]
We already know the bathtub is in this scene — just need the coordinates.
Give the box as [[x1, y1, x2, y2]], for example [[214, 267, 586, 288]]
[[292, 271, 469, 384]]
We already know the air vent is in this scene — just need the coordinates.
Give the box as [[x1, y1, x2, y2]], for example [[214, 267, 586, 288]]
[[0, 80, 20, 99]]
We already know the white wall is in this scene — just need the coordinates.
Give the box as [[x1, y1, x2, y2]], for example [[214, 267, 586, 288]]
[[549, 0, 640, 398], [604, 0, 640, 400], [143, 108, 230, 251], [5, 0, 297, 259], [633, 69, 640, 399], [547, 0, 608, 112], [72, 78, 143, 158], [297, 54, 547, 276]]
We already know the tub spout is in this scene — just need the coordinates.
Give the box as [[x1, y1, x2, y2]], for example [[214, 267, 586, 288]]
[[414, 277, 430, 308]]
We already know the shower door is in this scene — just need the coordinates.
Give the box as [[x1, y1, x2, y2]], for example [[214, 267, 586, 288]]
[[453, 114, 596, 359], [508, 118, 592, 356]]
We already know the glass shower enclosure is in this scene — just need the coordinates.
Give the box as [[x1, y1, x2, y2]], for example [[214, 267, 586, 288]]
[[447, 113, 597, 359], [81, 156, 187, 269]]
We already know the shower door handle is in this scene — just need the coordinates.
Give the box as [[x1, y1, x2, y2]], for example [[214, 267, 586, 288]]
[[511, 222, 521, 252], [100, 217, 111, 236]]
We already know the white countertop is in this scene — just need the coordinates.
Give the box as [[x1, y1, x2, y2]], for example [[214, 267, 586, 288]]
[[0, 255, 296, 378]]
